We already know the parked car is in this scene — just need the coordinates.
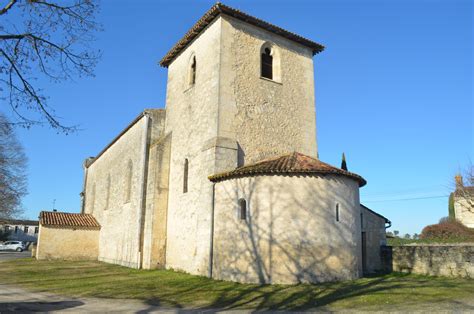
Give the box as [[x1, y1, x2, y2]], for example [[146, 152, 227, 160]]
[[0, 241, 26, 252]]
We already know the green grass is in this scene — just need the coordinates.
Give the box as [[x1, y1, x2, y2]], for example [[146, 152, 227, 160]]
[[1, 258, 473, 311]]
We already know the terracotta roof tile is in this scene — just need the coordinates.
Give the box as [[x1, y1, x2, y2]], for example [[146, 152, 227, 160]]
[[209, 152, 367, 187], [159, 3, 324, 67], [454, 186, 474, 197], [39, 211, 100, 229]]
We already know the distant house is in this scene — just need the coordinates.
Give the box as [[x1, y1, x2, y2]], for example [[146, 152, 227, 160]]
[[452, 175, 474, 228], [0, 219, 39, 242]]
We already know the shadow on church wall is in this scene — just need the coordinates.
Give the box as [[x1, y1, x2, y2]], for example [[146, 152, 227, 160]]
[[212, 174, 361, 285]]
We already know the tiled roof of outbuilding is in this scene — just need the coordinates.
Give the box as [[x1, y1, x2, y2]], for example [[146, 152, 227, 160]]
[[39, 211, 100, 229], [209, 152, 367, 187], [159, 3, 325, 67], [454, 186, 474, 197]]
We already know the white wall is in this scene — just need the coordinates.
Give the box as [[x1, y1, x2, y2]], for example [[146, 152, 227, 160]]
[[454, 196, 474, 228], [212, 174, 362, 284], [164, 18, 224, 275]]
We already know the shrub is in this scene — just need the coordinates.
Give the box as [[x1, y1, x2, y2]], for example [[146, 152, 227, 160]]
[[420, 219, 474, 241]]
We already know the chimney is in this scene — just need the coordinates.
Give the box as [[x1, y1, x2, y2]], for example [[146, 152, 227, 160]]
[[455, 174, 463, 189], [53, 209, 57, 212]]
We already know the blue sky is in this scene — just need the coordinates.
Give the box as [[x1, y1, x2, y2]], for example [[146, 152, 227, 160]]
[[11, 0, 473, 235]]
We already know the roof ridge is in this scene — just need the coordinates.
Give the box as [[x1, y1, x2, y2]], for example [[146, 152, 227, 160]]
[[159, 3, 324, 67]]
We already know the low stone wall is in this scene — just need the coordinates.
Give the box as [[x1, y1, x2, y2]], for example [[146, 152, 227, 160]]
[[384, 245, 474, 278], [36, 226, 99, 261]]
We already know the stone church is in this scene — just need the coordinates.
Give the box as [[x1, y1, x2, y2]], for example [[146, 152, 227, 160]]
[[36, 3, 390, 284]]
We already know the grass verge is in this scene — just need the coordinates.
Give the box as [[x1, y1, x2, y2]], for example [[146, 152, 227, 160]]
[[1, 258, 473, 311]]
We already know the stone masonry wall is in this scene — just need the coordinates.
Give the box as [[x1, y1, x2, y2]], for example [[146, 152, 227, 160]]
[[142, 132, 171, 269], [84, 110, 165, 268], [212, 175, 362, 284], [164, 18, 224, 275], [164, 15, 322, 276], [390, 245, 474, 278], [36, 226, 99, 260], [85, 117, 146, 268], [361, 206, 387, 273], [218, 16, 318, 164]]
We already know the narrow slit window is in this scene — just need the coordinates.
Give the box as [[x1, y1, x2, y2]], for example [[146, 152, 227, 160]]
[[183, 158, 189, 193], [238, 198, 247, 220], [261, 47, 273, 80], [360, 213, 363, 229], [189, 56, 196, 86], [336, 203, 340, 222]]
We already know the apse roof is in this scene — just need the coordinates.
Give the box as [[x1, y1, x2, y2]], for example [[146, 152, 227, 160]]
[[209, 152, 366, 187]]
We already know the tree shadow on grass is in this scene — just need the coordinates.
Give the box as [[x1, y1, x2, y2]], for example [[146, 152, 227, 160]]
[[141, 272, 473, 311], [0, 300, 83, 312]]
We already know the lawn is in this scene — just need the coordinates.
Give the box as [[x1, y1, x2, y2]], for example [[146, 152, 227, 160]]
[[1, 258, 473, 311]]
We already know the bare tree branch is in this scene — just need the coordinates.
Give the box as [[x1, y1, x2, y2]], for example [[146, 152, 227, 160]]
[[0, 0, 101, 132], [0, 113, 27, 218], [0, 0, 17, 15]]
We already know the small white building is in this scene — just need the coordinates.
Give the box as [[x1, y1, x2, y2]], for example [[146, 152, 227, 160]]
[[0, 219, 39, 242], [453, 175, 474, 228]]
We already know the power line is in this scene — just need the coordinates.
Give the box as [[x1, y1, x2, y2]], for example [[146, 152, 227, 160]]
[[361, 184, 449, 198], [363, 195, 449, 203]]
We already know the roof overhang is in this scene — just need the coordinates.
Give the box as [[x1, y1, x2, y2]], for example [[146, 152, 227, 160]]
[[39, 211, 101, 230], [159, 3, 325, 68], [209, 152, 367, 187]]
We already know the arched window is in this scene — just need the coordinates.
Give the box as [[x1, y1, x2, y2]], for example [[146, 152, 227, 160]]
[[183, 158, 189, 193], [188, 55, 196, 86], [238, 198, 247, 220], [125, 160, 133, 203], [261, 47, 273, 80], [105, 174, 111, 210], [260, 43, 281, 82], [335, 203, 340, 222]]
